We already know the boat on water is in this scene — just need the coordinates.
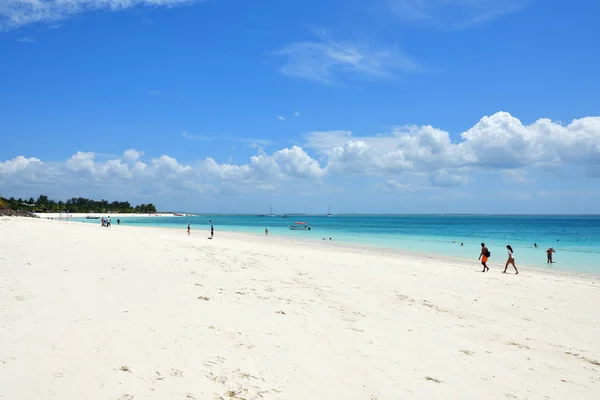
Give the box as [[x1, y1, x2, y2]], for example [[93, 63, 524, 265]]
[[269, 206, 275, 217], [326, 206, 332, 218], [174, 213, 184, 216], [289, 222, 311, 231], [85, 216, 99, 219]]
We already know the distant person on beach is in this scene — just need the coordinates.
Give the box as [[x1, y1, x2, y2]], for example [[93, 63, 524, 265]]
[[117, 218, 120, 226], [534, 243, 538, 248], [460, 243, 464, 246], [210, 225, 214, 238], [265, 228, 268, 236], [547, 248, 556, 263], [107, 217, 111, 228], [504, 245, 518, 274], [187, 223, 191, 236], [479, 243, 490, 272], [101, 217, 105, 227]]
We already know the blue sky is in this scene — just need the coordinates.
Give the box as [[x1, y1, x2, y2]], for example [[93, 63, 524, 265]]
[[1, 0, 600, 214]]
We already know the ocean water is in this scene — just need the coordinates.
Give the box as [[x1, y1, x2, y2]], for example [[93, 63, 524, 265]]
[[76, 215, 600, 274]]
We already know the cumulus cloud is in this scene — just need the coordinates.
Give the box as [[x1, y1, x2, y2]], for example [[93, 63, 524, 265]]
[[0, 0, 206, 31], [278, 115, 285, 121], [277, 28, 419, 84], [0, 146, 326, 198], [306, 112, 600, 187], [2, 112, 599, 200]]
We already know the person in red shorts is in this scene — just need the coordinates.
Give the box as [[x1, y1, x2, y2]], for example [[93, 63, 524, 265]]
[[479, 242, 490, 272]]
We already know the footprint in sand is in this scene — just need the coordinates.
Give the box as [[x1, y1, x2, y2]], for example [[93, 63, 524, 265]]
[[118, 395, 134, 400], [170, 369, 183, 377]]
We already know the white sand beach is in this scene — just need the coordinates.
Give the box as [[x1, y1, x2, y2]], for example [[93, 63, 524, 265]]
[[1, 217, 599, 400], [35, 212, 184, 219]]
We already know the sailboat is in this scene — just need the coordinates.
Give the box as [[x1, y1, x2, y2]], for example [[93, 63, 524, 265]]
[[326, 206, 332, 218], [269, 206, 275, 217]]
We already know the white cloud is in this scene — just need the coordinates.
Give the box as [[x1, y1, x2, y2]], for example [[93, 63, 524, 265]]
[[307, 111, 600, 187], [278, 115, 285, 121], [182, 131, 274, 147], [122, 149, 143, 163], [277, 28, 419, 84], [381, 179, 417, 192], [388, 0, 526, 30], [0, 0, 206, 31], [1, 146, 325, 198], [0, 155, 41, 173], [2, 112, 599, 201], [16, 35, 34, 42]]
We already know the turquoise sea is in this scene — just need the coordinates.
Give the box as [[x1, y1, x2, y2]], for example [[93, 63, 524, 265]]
[[77, 214, 600, 274]]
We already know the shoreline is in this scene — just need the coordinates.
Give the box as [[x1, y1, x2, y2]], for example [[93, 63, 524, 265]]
[[69, 217, 599, 278]]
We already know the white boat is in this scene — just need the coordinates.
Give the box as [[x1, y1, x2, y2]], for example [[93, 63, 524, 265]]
[[289, 222, 311, 231], [269, 206, 275, 217], [326, 206, 332, 218]]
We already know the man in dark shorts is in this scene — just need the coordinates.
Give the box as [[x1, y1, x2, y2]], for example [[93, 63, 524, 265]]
[[547, 248, 555, 263], [210, 225, 214, 238]]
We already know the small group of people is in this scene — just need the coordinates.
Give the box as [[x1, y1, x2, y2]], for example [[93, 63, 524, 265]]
[[479, 243, 518, 274], [100, 216, 119, 227], [478, 243, 559, 273]]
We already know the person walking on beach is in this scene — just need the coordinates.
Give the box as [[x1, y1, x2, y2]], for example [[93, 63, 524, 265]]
[[479, 243, 490, 272], [107, 216, 111, 228], [117, 218, 120, 226], [210, 224, 214, 238], [187, 223, 191, 236], [265, 228, 268, 236], [547, 248, 556, 263], [101, 217, 105, 227], [503, 245, 518, 274]]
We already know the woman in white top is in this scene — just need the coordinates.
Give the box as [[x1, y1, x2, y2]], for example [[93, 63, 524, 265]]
[[503, 245, 518, 274]]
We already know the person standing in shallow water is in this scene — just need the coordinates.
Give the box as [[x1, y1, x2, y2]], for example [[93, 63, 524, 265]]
[[187, 223, 191, 236], [547, 248, 556, 263], [504, 245, 518, 274], [479, 243, 490, 272]]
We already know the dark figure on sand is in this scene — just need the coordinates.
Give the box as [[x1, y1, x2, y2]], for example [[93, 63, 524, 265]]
[[210, 225, 214, 238], [117, 218, 120, 226], [265, 228, 268, 236], [504, 245, 518, 274], [547, 248, 556, 263], [479, 243, 490, 272], [187, 223, 191, 236]]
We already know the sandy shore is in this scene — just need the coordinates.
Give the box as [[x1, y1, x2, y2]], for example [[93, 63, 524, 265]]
[[35, 212, 185, 219], [1, 217, 599, 399]]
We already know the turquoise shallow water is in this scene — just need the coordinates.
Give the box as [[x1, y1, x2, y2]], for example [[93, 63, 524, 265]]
[[76, 215, 600, 274]]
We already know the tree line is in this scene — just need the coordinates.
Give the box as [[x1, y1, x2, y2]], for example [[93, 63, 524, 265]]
[[0, 194, 157, 214]]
